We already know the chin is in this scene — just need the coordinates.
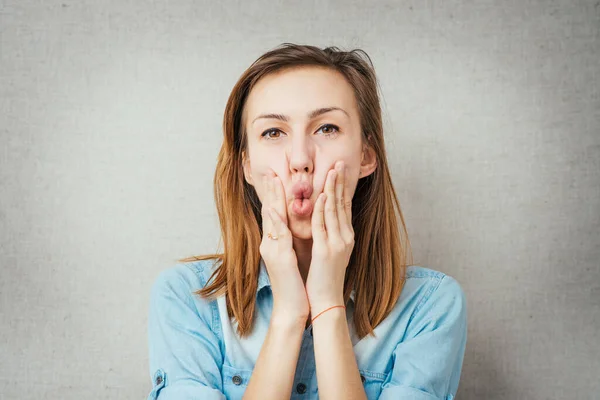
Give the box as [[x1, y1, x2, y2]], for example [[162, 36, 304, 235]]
[[288, 217, 313, 240]]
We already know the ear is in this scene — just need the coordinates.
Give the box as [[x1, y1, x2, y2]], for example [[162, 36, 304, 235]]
[[359, 135, 377, 178], [242, 151, 254, 186]]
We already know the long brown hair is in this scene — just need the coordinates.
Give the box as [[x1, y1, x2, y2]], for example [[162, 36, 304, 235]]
[[179, 43, 413, 340]]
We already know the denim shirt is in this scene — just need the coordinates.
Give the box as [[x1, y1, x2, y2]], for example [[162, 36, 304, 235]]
[[147, 257, 467, 400]]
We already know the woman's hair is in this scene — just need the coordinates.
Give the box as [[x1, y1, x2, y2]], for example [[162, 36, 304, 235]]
[[179, 43, 413, 340]]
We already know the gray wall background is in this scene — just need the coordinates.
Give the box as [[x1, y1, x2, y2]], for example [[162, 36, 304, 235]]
[[1, 1, 598, 399]]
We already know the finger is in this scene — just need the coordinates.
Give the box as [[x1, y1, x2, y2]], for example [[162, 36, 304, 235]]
[[268, 207, 288, 241], [267, 173, 280, 236], [267, 171, 275, 208], [337, 163, 353, 239], [262, 174, 272, 237], [267, 171, 286, 231], [271, 175, 288, 226], [335, 162, 348, 232], [343, 165, 353, 227], [324, 168, 340, 236], [311, 192, 328, 241]]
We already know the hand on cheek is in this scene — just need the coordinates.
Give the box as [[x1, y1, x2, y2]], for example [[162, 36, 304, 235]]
[[305, 160, 355, 314], [260, 170, 309, 321]]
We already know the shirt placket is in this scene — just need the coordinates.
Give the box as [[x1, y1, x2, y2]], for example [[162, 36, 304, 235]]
[[291, 328, 316, 399]]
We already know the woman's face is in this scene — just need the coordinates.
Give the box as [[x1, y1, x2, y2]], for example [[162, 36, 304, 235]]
[[242, 66, 376, 240]]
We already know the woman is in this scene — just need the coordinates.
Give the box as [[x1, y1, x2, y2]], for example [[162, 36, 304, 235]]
[[147, 43, 467, 400]]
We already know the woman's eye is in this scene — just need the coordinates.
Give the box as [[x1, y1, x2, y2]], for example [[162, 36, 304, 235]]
[[261, 128, 283, 140], [317, 124, 340, 136], [260, 124, 340, 140]]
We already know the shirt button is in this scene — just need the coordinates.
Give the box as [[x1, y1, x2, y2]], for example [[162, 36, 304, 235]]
[[155, 375, 163, 385], [296, 382, 307, 394], [360, 375, 366, 384], [232, 375, 243, 385]]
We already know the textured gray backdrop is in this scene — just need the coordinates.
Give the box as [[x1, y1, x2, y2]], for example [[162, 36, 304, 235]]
[[1, 1, 598, 399]]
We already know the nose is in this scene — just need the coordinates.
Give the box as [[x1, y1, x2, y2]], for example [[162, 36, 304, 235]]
[[288, 134, 313, 174]]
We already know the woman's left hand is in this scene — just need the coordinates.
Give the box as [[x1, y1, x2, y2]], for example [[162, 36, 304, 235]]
[[305, 160, 356, 315]]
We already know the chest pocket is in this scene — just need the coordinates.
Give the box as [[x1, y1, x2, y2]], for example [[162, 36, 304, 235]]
[[359, 369, 389, 400], [222, 362, 253, 400]]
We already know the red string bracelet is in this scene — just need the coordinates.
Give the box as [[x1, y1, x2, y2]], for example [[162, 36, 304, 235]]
[[311, 305, 346, 324]]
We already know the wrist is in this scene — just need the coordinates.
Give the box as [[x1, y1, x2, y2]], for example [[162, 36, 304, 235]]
[[271, 309, 308, 330], [310, 304, 346, 325], [309, 297, 345, 316]]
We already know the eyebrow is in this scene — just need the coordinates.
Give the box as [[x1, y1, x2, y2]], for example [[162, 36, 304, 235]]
[[251, 107, 350, 126]]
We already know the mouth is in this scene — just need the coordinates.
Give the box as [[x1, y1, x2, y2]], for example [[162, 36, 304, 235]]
[[291, 197, 314, 217], [290, 181, 314, 217], [291, 181, 313, 199]]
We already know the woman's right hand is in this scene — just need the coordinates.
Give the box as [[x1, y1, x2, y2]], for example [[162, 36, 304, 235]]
[[259, 170, 310, 326]]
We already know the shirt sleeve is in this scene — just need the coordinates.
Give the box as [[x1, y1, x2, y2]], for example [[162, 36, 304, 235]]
[[146, 265, 226, 400], [379, 274, 468, 400]]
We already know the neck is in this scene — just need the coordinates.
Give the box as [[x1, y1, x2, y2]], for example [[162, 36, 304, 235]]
[[292, 236, 313, 284]]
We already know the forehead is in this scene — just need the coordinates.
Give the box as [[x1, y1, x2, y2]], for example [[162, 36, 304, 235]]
[[243, 66, 358, 124]]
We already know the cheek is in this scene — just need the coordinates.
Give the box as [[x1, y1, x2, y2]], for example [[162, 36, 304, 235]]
[[255, 171, 268, 200], [326, 157, 359, 180], [338, 162, 360, 199], [346, 163, 359, 181], [251, 167, 277, 202]]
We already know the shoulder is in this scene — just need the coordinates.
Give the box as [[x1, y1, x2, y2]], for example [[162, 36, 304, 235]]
[[403, 265, 466, 300], [400, 265, 467, 333], [151, 258, 221, 294], [149, 258, 223, 329]]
